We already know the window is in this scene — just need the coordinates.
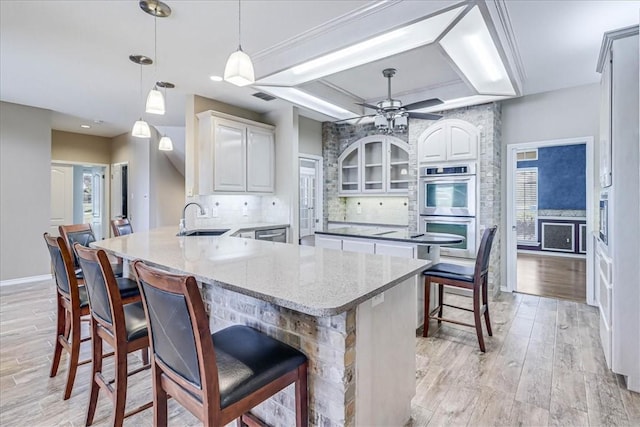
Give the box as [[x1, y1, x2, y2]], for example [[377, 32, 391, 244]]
[[517, 149, 538, 161], [516, 167, 538, 243]]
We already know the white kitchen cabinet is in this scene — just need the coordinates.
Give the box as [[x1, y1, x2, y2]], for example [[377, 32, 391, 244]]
[[374, 242, 415, 258], [342, 239, 375, 254], [197, 111, 275, 194], [315, 235, 343, 250], [338, 135, 410, 195], [417, 119, 478, 164]]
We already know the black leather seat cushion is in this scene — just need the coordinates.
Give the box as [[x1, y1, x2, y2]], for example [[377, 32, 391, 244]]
[[423, 262, 474, 282], [123, 302, 148, 342], [116, 277, 140, 300], [212, 325, 307, 409]]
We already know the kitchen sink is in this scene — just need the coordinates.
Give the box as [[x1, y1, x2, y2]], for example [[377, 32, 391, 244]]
[[178, 229, 230, 236]]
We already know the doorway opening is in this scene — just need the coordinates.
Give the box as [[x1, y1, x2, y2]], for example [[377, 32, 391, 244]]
[[298, 155, 323, 246], [50, 162, 108, 240], [506, 137, 594, 305]]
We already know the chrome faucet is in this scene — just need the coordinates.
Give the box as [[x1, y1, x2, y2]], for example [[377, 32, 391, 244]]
[[179, 202, 205, 236]]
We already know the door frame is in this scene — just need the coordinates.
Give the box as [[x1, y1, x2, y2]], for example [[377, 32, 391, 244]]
[[298, 154, 323, 238], [505, 136, 595, 306], [51, 160, 110, 241]]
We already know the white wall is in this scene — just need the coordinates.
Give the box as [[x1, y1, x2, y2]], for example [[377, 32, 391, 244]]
[[299, 116, 322, 157], [500, 83, 600, 290], [0, 102, 52, 281], [149, 127, 185, 228]]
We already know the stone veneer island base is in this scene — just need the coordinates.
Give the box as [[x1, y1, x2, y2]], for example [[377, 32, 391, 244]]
[[93, 227, 427, 426]]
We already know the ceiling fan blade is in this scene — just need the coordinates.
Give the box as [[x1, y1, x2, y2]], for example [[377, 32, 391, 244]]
[[334, 114, 375, 124], [407, 112, 442, 120], [402, 98, 444, 111], [355, 102, 380, 110]]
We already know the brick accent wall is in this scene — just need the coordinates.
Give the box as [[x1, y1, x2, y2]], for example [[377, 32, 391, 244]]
[[202, 283, 357, 426]]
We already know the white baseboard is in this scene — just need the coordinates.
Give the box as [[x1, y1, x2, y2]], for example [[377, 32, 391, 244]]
[[517, 249, 586, 259], [0, 274, 52, 287]]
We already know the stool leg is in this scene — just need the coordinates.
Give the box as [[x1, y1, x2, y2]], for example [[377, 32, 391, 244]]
[[112, 347, 128, 427], [86, 321, 102, 426], [295, 362, 308, 427], [50, 297, 65, 377], [473, 286, 486, 352], [482, 275, 492, 336], [437, 284, 444, 324], [423, 277, 431, 338], [63, 311, 81, 400], [152, 363, 168, 427]]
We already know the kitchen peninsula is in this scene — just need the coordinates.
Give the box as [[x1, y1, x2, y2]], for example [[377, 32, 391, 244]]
[[93, 227, 429, 427]]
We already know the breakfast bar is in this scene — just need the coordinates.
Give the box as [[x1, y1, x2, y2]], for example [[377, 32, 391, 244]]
[[93, 227, 430, 427]]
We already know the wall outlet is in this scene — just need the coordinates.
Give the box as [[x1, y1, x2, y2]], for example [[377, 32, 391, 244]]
[[242, 205, 248, 216], [211, 206, 219, 217], [357, 205, 362, 214], [187, 188, 193, 197]]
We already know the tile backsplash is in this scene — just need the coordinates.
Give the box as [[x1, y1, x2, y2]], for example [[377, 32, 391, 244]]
[[340, 197, 409, 225], [185, 194, 289, 228]]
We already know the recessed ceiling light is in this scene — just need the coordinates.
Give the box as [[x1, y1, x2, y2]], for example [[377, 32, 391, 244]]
[[93, 120, 103, 124], [80, 124, 91, 129], [210, 75, 223, 82]]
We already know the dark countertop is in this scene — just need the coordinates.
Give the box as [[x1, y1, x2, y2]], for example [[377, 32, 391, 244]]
[[316, 227, 464, 245]]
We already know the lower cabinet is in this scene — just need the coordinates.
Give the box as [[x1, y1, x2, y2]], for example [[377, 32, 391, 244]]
[[342, 239, 375, 254]]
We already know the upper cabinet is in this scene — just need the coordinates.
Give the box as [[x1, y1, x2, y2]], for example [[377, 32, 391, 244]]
[[338, 135, 410, 195], [197, 111, 275, 194], [417, 119, 479, 164]]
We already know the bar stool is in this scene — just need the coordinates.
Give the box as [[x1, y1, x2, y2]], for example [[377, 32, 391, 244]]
[[75, 244, 151, 427], [422, 226, 497, 352], [133, 260, 309, 427], [43, 233, 92, 400], [110, 218, 133, 237]]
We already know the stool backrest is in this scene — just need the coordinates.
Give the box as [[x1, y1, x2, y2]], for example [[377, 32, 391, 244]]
[[43, 233, 79, 301], [133, 261, 219, 404], [474, 226, 498, 280], [111, 219, 133, 237], [59, 224, 96, 269], [74, 244, 123, 332]]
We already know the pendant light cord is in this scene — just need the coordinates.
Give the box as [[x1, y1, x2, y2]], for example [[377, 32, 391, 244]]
[[154, 16, 158, 79], [238, 0, 242, 50], [139, 63, 143, 111]]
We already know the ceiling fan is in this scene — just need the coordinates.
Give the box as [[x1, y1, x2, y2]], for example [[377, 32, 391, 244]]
[[339, 68, 443, 133]]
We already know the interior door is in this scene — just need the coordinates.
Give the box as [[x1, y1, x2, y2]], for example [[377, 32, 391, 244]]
[[299, 158, 319, 238], [50, 165, 74, 236]]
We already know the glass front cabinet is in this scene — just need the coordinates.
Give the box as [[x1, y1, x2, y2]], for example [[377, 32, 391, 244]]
[[338, 135, 410, 195]]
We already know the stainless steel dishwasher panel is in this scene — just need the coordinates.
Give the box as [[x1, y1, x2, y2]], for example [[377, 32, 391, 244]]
[[255, 228, 287, 243]]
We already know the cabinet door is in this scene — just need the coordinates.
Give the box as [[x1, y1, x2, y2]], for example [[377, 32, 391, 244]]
[[387, 140, 410, 193], [316, 236, 343, 250], [362, 139, 384, 192], [375, 242, 414, 258], [417, 125, 447, 163], [338, 144, 360, 194], [447, 121, 478, 161], [246, 127, 275, 193], [213, 119, 246, 192], [342, 239, 376, 253]]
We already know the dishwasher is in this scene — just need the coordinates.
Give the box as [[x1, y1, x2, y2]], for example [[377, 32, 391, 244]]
[[255, 228, 287, 243]]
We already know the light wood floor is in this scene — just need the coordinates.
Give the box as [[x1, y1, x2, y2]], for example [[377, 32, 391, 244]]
[[1, 279, 639, 426], [517, 253, 587, 302]]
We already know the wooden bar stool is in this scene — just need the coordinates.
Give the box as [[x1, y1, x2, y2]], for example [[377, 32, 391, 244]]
[[110, 218, 133, 237], [422, 226, 497, 352], [133, 260, 309, 427], [43, 233, 92, 400], [74, 244, 151, 427]]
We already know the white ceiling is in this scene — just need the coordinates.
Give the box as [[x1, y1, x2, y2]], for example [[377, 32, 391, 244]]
[[1, 1, 638, 138]]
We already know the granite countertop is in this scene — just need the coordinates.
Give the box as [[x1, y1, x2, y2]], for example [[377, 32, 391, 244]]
[[316, 227, 464, 245], [93, 227, 429, 317]]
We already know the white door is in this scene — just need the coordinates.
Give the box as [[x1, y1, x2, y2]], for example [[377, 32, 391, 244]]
[[299, 157, 321, 238], [50, 165, 74, 236], [89, 167, 105, 240]]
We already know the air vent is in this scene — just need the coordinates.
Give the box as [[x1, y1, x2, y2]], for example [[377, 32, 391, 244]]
[[252, 92, 276, 101]]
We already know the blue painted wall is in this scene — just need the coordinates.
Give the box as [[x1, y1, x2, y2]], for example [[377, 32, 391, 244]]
[[517, 144, 586, 210]]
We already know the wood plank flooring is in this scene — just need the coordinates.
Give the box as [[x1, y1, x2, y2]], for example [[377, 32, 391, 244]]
[[1, 279, 638, 426], [517, 253, 586, 302]]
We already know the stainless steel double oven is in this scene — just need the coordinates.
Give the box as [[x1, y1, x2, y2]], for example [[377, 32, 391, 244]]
[[418, 163, 477, 258]]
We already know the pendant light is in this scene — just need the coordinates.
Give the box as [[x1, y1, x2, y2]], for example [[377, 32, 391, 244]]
[[130, 55, 153, 138], [141, 0, 171, 114], [224, 0, 254, 87], [158, 135, 173, 151]]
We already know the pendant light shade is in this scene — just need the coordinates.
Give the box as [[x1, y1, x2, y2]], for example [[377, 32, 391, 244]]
[[145, 85, 165, 114], [224, 48, 255, 87], [224, 0, 254, 87], [132, 118, 151, 138], [158, 135, 173, 151]]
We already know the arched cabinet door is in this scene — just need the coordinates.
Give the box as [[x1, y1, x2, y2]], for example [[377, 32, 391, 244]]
[[337, 135, 409, 195], [417, 119, 479, 164]]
